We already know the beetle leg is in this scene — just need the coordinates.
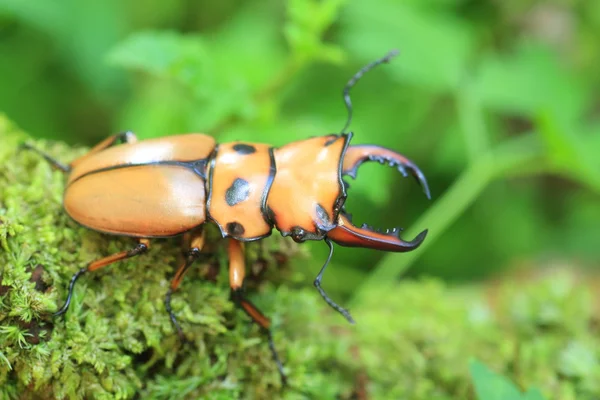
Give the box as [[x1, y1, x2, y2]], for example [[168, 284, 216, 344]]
[[70, 131, 137, 168], [228, 239, 287, 385], [19, 143, 72, 173], [54, 238, 150, 316], [314, 238, 355, 324], [165, 229, 206, 341], [21, 131, 137, 173]]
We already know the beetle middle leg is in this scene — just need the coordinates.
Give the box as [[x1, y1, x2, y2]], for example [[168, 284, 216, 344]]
[[228, 239, 287, 385], [165, 229, 206, 341], [54, 238, 150, 316]]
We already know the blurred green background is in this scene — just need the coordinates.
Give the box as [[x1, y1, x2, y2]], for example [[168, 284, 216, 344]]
[[0, 0, 599, 300]]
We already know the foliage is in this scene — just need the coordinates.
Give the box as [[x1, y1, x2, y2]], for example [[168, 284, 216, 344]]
[[470, 360, 546, 400], [1, 0, 599, 398]]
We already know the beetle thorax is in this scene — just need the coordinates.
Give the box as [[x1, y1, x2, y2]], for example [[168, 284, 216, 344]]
[[206, 135, 350, 242]]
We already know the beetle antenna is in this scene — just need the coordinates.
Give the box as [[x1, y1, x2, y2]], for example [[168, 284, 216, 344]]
[[340, 49, 400, 134], [313, 238, 355, 324]]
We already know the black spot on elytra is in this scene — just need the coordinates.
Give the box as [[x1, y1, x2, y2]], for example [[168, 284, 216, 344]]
[[226, 222, 245, 236], [324, 136, 338, 146], [225, 178, 250, 206], [233, 144, 256, 155]]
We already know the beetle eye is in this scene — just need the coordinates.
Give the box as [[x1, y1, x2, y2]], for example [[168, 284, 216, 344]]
[[290, 227, 306, 243], [333, 195, 346, 217]]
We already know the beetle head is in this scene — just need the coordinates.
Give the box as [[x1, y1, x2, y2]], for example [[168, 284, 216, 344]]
[[326, 143, 430, 252]]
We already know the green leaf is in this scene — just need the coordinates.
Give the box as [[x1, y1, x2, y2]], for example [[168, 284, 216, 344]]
[[536, 112, 600, 195], [0, 350, 11, 370], [557, 341, 598, 379], [341, 1, 473, 91], [470, 360, 522, 400], [470, 360, 548, 400], [475, 42, 588, 121], [523, 388, 547, 400], [106, 31, 214, 98], [284, 0, 347, 63]]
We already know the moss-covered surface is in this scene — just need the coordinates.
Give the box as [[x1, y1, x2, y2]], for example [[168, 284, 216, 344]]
[[1, 115, 600, 399]]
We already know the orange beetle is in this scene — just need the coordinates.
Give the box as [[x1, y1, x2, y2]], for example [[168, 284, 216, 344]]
[[23, 50, 430, 383]]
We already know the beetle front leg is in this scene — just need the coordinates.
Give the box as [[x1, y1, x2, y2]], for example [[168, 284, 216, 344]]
[[228, 239, 287, 385], [54, 238, 150, 316], [165, 229, 206, 341]]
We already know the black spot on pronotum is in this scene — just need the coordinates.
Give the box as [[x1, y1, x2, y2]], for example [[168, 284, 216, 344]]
[[225, 178, 251, 206], [233, 144, 256, 155], [324, 136, 338, 146], [226, 222, 245, 236]]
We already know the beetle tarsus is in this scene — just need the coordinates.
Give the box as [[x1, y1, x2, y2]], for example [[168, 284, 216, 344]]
[[165, 288, 187, 343], [165, 246, 204, 343], [53, 267, 88, 317], [232, 290, 288, 385], [53, 240, 150, 317], [265, 328, 288, 386]]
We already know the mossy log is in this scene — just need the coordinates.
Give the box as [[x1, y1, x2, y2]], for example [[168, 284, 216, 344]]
[[1, 115, 599, 399]]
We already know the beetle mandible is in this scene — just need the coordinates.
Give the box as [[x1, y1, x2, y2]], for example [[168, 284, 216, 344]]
[[23, 50, 431, 384]]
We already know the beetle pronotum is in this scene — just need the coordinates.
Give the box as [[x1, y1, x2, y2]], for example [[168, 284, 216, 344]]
[[23, 50, 430, 384]]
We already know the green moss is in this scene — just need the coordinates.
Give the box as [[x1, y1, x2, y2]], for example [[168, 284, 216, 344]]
[[1, 115, 599, 399]]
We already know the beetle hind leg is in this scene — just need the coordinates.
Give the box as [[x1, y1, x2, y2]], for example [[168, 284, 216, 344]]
[[20, 143, 71, 173], [165, 230, 206, 341], [228, 239, 287, 385], [21, 131, 138, 173], [70, 131, 137, 168], [54, 238, 150, 316]]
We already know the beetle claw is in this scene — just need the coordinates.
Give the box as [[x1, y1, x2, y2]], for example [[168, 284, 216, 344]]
[[328, 213, 427, 252], [342, 144, 431, 200], [330, 143, 429, 251]]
